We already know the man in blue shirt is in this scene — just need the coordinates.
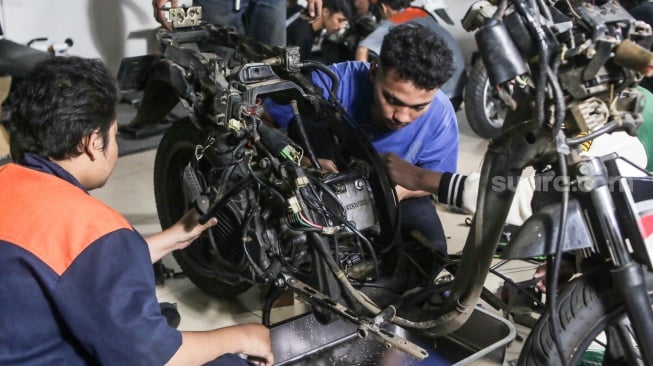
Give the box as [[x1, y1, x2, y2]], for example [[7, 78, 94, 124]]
[[266, 23, 458, 253]]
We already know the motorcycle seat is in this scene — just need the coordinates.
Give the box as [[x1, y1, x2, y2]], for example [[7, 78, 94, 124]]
[[0, 38, 49, 79]]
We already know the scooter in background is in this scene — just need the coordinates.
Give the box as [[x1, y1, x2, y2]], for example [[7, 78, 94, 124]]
[[461, 0, 511, 139]]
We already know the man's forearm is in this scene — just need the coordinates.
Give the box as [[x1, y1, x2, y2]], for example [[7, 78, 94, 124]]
[[411, 169, 466, 208], [436, 172, 467, 208], [400, 189, 432, 200]]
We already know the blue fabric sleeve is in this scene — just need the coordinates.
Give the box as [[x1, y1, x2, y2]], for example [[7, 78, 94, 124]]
[[263, 99, 293, 130], [52, 229, 181, 365]]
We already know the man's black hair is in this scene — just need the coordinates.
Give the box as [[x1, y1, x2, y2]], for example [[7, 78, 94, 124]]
[[377, 0, 412, 12], [9, 56, 118, 161], [323, 0, 355, 21], [379, 23, 453, 90]]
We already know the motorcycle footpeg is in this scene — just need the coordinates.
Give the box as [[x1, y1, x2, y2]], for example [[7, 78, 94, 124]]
[[182, 164, 210, 214], [278, 273, 429, 360]]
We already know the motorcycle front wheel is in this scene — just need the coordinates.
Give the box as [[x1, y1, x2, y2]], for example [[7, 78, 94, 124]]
[[154, 118, 252, 299], [519, 266, 653, 365]]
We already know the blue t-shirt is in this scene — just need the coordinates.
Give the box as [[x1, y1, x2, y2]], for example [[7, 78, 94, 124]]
[[266, 61, 459, 172]]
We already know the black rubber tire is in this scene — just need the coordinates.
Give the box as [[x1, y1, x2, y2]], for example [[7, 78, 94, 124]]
[[154, 118, 252, 299], [463, 59, 506, 139], [518, 267, 653, 365]]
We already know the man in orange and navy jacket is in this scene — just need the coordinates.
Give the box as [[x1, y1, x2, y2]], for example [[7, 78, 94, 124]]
[[0, 56, 274, 366]]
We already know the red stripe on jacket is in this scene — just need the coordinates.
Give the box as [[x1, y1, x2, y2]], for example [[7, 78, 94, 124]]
[[0, 163, 132, 276], [390, 7, 428, 24]]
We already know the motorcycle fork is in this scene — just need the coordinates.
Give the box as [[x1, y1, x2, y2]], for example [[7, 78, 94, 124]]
[[578, 157, 653, 363]]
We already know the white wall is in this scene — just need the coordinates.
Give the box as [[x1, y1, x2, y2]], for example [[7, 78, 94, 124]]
[[0, 0, 168, 76]]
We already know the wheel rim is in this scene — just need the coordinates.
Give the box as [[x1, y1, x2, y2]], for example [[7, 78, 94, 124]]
[[481, 79, 507, 130]]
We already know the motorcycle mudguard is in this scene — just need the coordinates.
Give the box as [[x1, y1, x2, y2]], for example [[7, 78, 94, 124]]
[[500, 199, 593, 259]]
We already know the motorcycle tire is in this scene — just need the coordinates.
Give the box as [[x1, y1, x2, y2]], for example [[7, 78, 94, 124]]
[[463, 58, 506, 139], [518, 266, 653, 365], [154, 118, 252, 299]]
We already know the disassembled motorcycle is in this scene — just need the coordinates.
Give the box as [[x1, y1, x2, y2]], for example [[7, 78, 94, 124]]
[[120, 0, 653, 363]]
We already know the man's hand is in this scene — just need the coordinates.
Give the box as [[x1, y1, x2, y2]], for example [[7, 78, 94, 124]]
[[153, 0, 178, 29], [171, 323, 273, 366], [300, 156, 339, 173], [317, 158, 338, 173], [237, 323, 274, 366], [303, 0, 322, 21], [145, 209, 218, 262], [395, 184, 410, 201], [170, 209, 218, 250], [381, 152, 440, 192]]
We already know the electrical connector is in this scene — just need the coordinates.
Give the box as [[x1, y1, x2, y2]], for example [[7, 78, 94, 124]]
[[228, 118, 243, 131], [281, 145, 301, 164], [321, 226, 339, 235], [287, 196, 301, 214], [295, 175, 309, 187]]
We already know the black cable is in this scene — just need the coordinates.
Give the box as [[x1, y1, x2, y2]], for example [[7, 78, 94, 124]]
[[300, 60, 340, 103], [513, 0, 550, 127], [537, 0, 553, 22], [566, 122, 619, 146], [492, 0, 509, 19], [290, 100, 321, 170], [241, 189, 267, 280], [214, 138, 248, 198], [548, 59, 566, 136], [298, 179, 379, 278], [199, 175, 255, 224], [246, 160, 287, 204]]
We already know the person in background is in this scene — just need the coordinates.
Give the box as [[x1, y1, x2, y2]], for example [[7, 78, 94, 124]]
[[286, 0, 354, 60], [354, 0, 409, 62], [266, 23, 457, 254], [0, 56, 273, 366], [354, 0, 465, 103], [152, 0, 323, 47], [330, 0, 378, 62]]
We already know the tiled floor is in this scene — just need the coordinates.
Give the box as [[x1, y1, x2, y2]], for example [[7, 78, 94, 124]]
[[91, 108, 539, 365]]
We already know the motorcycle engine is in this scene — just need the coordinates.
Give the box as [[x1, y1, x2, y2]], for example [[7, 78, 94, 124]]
[[320, 169, 378, 234], [206, 153, 381, 281]]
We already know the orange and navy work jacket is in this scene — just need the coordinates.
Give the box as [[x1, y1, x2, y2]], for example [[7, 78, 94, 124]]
[[0, 154, 181, 365]]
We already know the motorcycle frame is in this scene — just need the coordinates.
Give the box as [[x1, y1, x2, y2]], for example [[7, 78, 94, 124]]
[[122, 2, 653, 360]]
